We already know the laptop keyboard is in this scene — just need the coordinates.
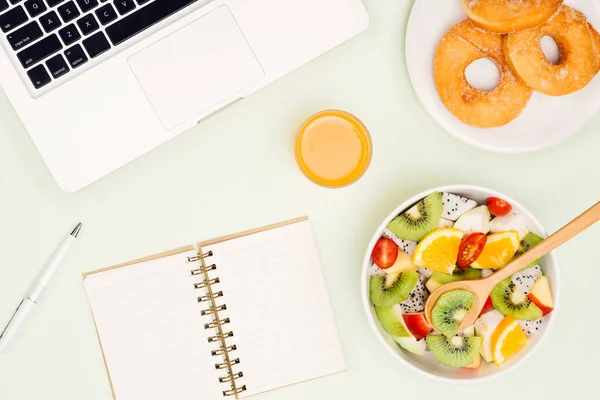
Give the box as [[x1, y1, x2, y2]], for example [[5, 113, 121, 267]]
[[1, 0, 198, 90]]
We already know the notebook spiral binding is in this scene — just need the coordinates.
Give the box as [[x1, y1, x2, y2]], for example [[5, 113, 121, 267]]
[[188, 250, 247, 397]]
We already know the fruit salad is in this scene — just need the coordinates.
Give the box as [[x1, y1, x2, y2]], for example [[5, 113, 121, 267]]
[[368, 192, 554, 368]]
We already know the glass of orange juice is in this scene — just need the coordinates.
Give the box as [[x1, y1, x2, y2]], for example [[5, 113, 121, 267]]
[[294, 110, 372, 188]]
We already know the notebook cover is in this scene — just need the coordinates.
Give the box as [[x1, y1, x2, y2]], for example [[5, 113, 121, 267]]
[[196, 216, 308, 249]]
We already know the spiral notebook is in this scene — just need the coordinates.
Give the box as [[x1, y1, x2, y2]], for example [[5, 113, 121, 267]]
[[83, 217, 345, 400]]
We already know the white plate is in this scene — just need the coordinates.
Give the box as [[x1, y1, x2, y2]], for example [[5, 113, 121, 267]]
[[406, 0, 600, 154]]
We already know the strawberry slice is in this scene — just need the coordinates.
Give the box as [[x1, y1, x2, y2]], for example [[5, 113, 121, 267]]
[[402, 313, 433, 341]]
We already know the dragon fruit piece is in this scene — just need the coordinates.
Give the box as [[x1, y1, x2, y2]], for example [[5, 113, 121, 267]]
[[441, 192, 477, 221], [519, 318, 545, 336], [511, 265, 542, 294], [367, 262, 385, 276], [382, 229, 417, 256], [418, 267, 433, 279], [399, 275, 429, 313]]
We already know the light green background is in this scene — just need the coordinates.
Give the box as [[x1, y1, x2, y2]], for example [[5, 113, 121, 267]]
[[1, 1, 599, 399]]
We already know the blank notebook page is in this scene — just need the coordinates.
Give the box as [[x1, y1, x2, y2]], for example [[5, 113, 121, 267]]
[[199, 220, 346, 397], [84, 249, 224, 400]]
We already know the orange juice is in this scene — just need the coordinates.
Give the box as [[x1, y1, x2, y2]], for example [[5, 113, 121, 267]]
[[295, 110, 372, 188]]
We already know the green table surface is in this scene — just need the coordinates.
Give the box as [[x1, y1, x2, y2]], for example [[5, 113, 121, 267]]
[[1, 1, 599, 399]]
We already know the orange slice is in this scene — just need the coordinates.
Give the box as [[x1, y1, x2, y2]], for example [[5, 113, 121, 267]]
[[491, 315, 528, 366], [412, 228, 464, 274], [471, 231, 519, 270]]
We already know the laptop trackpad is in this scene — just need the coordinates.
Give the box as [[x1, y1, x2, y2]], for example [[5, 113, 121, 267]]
[[128, 6, 265, 130]]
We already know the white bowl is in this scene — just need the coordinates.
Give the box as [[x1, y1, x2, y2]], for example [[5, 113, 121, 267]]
[[361, 185, 560, 382]]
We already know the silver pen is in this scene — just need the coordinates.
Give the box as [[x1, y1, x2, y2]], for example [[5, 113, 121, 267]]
[[0, 223, 83, 351]]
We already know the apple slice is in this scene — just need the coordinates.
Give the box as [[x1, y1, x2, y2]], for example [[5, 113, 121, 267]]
[[527, 276, 554, 316], [385, 250, 418, 275], [460, 324, 475, 337], [426, 278, 442, 293], [479, 296, 494, 317], [489, 213, 529, 241], [393, 336, 426, 356], [474, 310, 504, 363], [438, 218, 455, 229], [464, 355, 481, 369], [454, 206, 491, 235], [402, 313, 433, 340]]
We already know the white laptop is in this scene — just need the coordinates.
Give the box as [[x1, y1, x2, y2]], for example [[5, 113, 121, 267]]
[[0, 0, 368, 192]]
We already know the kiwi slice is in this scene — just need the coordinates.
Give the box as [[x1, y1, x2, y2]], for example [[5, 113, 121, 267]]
[[426, 335, 482, 368], [431, 290, 474, 338], [514, 233, 544, 269], [430, 267, 481, 285], [370, 271, 419, 307], [374, 306, 411, 337], [386, 192, 443, 241], [491, 278, 542, 320]]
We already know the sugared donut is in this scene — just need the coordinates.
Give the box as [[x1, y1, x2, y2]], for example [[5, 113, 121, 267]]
[[504, 6, 599, 96], [434, 20, 533, 128], [461, 0, 563, 33]]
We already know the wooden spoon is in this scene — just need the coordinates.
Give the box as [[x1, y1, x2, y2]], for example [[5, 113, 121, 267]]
[[424, 201, 600, 333]]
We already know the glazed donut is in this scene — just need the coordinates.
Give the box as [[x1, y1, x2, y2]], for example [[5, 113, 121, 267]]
[[434, 20, 533, 128], [461, 0, 563, 33], [589, 23, 600, 71], [504, 6, 599, 96]]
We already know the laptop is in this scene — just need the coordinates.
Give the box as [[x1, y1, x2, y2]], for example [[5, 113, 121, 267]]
[[0, 0, 369, 192]]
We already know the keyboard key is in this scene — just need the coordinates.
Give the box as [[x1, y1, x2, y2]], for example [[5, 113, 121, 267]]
[[64, 43, 87, 67], [6, 20, 42, 50], [135, 0, 150, 4], [58, 22, 79, 45], [27, 64, 51, 88], [45, 53, 68, 78], [10, 0, 23, 3], [106, 0, 196, 46], [57, 1, 78, 22], [76, 13, 97, 34], [24, 0, 47, 18], [0, 0, 9, 12], [40, 10, 61, 31], [113, 0, 134, 15], [82, 30, 108, 57], [47, 0, 65, 6], [17, 33, 61, 67], [0, 6, 28, 33], [95, 3, 115, 24], [75, 0, 97, 12]]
